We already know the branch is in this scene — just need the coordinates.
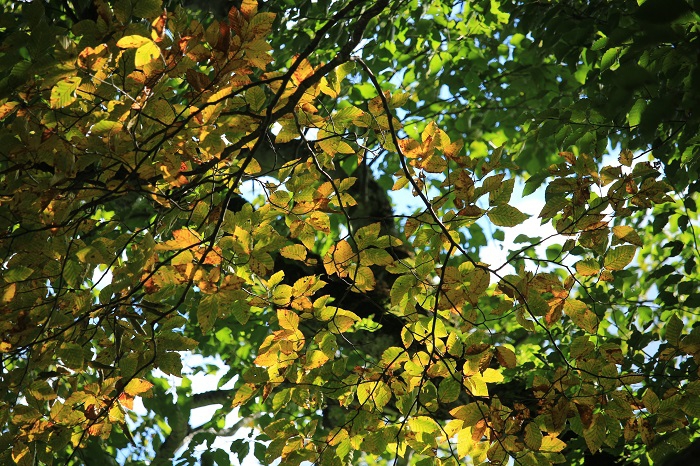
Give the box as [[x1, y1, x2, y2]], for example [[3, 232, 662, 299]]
[[151, 389, 235, 465], [192, 388, 235, 409], [182, 413, 262, 446]]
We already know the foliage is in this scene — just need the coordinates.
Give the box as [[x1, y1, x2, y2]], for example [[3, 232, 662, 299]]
[[1, 0, 699, 465]]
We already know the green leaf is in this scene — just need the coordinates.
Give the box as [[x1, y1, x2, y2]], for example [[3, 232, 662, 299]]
[[628, 99, 646, 127], [524, 422, 543, 451], [198, 294, 220, 334], [665, 314, 684, 346], [583, 415, 606, 453], [3, 266, 34, 283], [450, 402, 486, 426], [487, 204, 530, 227], [438, 377, 461, 403], [600, 48, 618, 71], [132, 0, 162, 18], [391, 274, 416, 307]]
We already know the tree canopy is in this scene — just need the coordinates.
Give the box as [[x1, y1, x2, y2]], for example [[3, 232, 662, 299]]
[[1, 0, 700, 465]]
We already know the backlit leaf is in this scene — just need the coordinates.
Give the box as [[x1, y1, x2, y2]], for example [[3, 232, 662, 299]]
[[612, 225, 643, 247], [135, 40, 161, 68], [124, 378, 153, 397], [50, 77, 81, 108], [541, 435, 566, 453], [116, 35, 151, 48], [665, 314, 683, 346], [604, 245, 636, 270], [487, 204, 530, 227], [280, 244, 307, 261], [575, 259, 600, 276], [277, 308, 299, 330]]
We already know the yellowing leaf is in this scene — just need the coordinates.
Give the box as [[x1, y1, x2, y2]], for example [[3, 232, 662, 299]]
[[123, 378, 154, 397], [466, 373, 488, 397], [232, 383, 257, 407], [612, 225, 643, 247], [408, 416, 440, 433], [564, 299, 599, 334], [309, 211, 331, 233], [575, 259, 600, 276], [3, 266, 33, 283], [357, 380, 391, 409], [604, 245, 636, 270], [246, 86, 267, 112], [450, 402, 486, 426], [619, 148, 633, 167], [487, 204, 530, 227], [50, 76, 81, 109], [540, 435, 566, 453]]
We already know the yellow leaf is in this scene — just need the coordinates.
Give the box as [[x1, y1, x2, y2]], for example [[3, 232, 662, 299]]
[[304, 349, 329, 370], [0, 101, 19, 120], [481, 368, 504, 383], [277, 308, 299, 330], [280, 244, 307, 261], [2, 283, 16, 302], [457, 428, 473, 457], [123, 378, 153, 397], [309, 211, 331, 233], [467, 373, 489, 397], [323, 240, 354, 276], [116, 35, 152, 48], [135, 40, 161, 69]]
